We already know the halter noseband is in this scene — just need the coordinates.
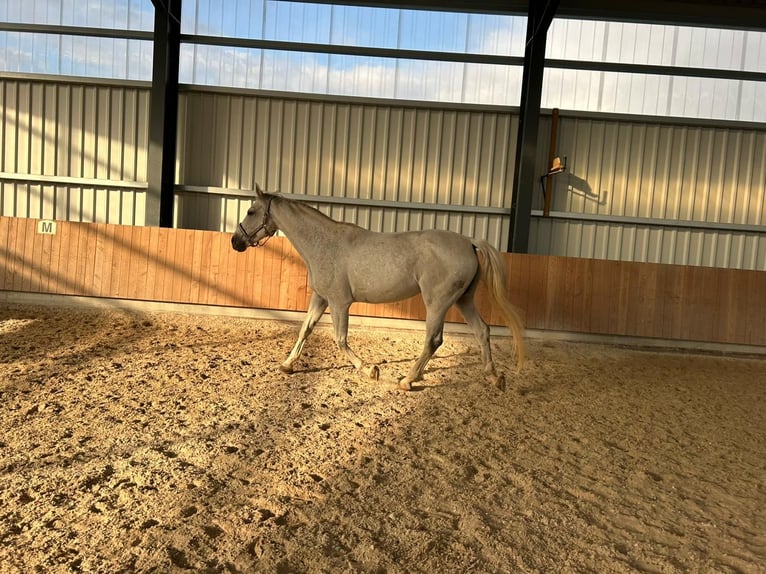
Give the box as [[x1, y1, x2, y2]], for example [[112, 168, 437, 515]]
[[238, 196, 276, 247]]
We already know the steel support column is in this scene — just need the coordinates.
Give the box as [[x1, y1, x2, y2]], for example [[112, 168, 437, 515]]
[[508, 0, 558, 252], [147, 0, 182, 227]]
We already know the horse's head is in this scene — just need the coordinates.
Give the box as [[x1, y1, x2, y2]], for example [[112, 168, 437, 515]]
[[231, 184, 277, 252]]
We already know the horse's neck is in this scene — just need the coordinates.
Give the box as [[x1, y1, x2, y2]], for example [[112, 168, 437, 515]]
[[271, 197, 350, 259]]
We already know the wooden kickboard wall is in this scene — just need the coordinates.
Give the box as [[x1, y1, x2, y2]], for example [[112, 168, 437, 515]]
[[1, 216, 764, 347]]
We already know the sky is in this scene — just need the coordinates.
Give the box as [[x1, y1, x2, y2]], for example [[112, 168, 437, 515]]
[[1, 0, 765, 121]]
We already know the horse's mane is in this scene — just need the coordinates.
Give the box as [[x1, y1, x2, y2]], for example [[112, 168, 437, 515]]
[[275, 193, 364, 231]]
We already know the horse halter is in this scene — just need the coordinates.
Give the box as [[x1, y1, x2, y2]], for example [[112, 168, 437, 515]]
[[238, 196, 276, 247]]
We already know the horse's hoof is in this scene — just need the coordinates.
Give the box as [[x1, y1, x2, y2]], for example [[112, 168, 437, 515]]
[[279, 363, 294, 374], [366, 365, 380, 381], [398, 379, 412, 391], [490, 374, 506, 391]]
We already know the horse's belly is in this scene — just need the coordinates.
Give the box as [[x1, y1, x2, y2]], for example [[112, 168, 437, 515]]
[[349, 271, 420, 304]]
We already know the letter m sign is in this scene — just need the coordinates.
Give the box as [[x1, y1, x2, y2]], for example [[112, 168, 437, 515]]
[[37, 220, 57, 235]]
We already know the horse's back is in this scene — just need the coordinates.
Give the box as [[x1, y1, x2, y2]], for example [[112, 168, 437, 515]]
[[342, 228, 478, 303], [348, 228, 476, 267]]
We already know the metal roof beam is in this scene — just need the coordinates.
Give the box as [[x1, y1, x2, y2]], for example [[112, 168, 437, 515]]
[[557, 0, 766, 31], [285, 0, 766, 32], [508, 0, 559, 253], [147, 0, 182, 228]]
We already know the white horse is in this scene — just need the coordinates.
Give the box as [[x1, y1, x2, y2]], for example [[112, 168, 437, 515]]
[[232, 185, 525, 390]]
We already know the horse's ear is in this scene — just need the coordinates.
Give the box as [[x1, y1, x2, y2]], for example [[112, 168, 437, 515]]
[[255, 183, 264, 198]]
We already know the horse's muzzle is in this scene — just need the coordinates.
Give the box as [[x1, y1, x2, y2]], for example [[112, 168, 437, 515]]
[[231, 234, 248, 252]]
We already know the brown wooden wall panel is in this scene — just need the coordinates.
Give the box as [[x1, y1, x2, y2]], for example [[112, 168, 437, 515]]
[[1, 217, 764, 347]]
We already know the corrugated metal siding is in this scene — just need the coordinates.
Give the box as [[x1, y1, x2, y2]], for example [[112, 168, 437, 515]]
[[2, 76, 762, 269], [0, 77, 149, 224], [1, 182, 147, 224], [530, 115, 766, 270], [531, 220, 766, 269], [175, 90, 517, 248]]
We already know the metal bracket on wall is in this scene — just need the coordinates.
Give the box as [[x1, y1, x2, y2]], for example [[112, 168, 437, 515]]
[[540, 155, 567, 217]]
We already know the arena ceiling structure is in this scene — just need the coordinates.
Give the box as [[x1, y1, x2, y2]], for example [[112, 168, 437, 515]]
[[3, 0, 765, 251], [143, 0, 766, 252]]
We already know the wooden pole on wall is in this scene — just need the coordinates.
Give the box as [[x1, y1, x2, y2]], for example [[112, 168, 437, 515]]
[[544, 108, 560, 217]]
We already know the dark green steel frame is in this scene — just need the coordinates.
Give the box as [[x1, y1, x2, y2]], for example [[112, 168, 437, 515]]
[[508, 0, 559, 252], [147, 0, 182, 228]]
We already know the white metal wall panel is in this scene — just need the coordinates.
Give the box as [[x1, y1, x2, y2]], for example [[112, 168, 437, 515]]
[[176, 89, 516, 248], [0, 182, 145, 224], [545, 118, 766, 227], [530, 114, 766, 270], [0, 77, 149, 224], [2, 76, 762, 269], [531, 219, 765, 270]]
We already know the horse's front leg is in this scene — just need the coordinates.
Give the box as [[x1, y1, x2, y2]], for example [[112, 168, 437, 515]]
[[330, 303, 379, 381], [280, 292, 328, 374]]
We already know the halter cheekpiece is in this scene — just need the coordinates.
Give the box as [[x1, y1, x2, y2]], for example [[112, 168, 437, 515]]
[[238, 195, 276, 247]]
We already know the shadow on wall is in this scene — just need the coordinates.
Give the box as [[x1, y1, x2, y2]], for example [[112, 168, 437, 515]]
[[562, 173, 608, 207], [175, 193, 224, 232], [0, 218, 309, 310]]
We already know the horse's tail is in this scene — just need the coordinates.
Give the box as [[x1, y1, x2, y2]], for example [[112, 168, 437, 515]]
[[473, 240, 526, 369]]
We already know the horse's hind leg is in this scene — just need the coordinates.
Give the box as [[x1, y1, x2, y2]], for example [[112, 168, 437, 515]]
[[399, 308, 448, 391], [330, 303, 379, 380], [280, 292, 328, 374], [455, 293, 505, 390]]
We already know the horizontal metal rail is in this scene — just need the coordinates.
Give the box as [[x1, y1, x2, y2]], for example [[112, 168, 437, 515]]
[[546, 58, 766, 84], [532, 210, 766, 234], [176, 185, 510, 215], [0, 71, 152, 88], [178, 82, 521, 113], [182, 34, 526, 67], [2, 175, 762, 234], [0, 172, 148, 190], [182, 186, 766, 233], [0, 22, 153, 41]]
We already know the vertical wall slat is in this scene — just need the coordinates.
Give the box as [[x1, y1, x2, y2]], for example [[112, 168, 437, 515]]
[[126, 224, 144, 300], [196, 229, 213, 304], [107, 224, 123, 297], [188, 229, 204, 304], [19, 217, 36, 292], [0, 217, 13, 289]]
